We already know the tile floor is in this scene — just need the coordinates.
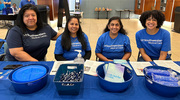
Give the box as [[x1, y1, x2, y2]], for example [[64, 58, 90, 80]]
[[1, 18, 180, 61]]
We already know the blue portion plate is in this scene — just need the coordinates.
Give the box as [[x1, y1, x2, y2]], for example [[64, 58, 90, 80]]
[[12, 65, 47, 83]]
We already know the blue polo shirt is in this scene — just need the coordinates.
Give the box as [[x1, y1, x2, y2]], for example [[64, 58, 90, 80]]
[[4, 0, 11, 8], [19, 0, 35, 8]]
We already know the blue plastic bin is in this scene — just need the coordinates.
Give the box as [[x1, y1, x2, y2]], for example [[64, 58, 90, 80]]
[[143, 66, 180, 97], [96, 64, 133, 92], [53, 64, 84, 95], [8, 64, 49, 94]]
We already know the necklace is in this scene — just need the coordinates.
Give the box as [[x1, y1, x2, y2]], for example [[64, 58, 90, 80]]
[[72, 38, 77, 42]]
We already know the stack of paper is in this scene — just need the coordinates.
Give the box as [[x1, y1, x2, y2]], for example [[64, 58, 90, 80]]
[[113, 59, 132, 70], [84, 60, 104, 76], [153, 60, 180, 73], [104, 63, 125, 82]]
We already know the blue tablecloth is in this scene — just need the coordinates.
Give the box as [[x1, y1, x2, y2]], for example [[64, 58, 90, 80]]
[[0, 61, 179, 100]]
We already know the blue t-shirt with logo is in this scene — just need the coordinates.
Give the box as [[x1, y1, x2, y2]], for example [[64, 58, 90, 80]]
[[95, 31, 132, 60], [136, 28, 171, 59], [54, 33, 91, 60], [6, 25, 57, 61], [19, 0, 35, 8]]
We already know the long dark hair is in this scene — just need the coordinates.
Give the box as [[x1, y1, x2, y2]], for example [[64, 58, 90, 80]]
[[16, 4, 44, 34], [103, 17, 127, 35], [61, 16, 87, 51]]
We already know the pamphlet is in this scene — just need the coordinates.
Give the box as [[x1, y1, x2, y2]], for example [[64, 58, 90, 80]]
[[113, 59, 132, 70], [84, 60, 104, 76], [104, 63, 125, 82], [130, 61, 152, 76], [153, 60, 180, 73]]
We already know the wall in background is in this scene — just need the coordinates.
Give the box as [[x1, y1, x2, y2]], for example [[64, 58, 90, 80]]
[[10, 0, 138, 19], [80, 0, 138, 19]]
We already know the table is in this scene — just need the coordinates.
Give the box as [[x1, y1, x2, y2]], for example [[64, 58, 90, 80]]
[[116, 9, 134, 19], [0, 14, 17, 28], [106, 11, 111, 19], [70, 12, 83, 18], [95, 11, 110, 19], [0, 61, 180, 100], [0, 14, 17, 20], [95, 11, 100, 19]]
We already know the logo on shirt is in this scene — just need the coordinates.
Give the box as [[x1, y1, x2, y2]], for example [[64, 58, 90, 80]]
[[72, 43, 81, 47], [104, 45, 124, 49], [141, 39, 162, 44], [24, 32, 47, 39]]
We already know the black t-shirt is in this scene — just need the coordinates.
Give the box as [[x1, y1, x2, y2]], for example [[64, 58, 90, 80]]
[[6, 25, 57, 61]]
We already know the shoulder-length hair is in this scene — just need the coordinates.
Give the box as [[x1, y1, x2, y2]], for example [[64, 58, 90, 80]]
[[140, 10, 165, 28], [61, 16, 87, 51], [103, 16, 127, 35], [16, 4, 44, 34]]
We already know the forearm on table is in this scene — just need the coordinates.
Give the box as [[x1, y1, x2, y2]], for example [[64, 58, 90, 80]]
[[9, 48, 38, 61], [158, 51, 168, 60], [96, 53, 113, 61], [139, 48, 152, 61], [122, 52, 131, 60], [141, 53, 152, 61]]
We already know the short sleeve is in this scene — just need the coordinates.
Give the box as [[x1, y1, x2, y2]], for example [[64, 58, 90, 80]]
[[161, 30, 171, 51], [135, 31, 143, 49], [54, 35, 63, 54], [95, 35, 103, 53], [6, 27, 23, 48], [84, 33, 91, 51], [124, 36, 132, 52], [46, 25, 57, 39], [19, 1, 22, 8]]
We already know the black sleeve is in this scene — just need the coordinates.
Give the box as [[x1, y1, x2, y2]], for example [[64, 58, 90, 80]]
[[55, 54, 67, 61], [83, 50, 91, 60]]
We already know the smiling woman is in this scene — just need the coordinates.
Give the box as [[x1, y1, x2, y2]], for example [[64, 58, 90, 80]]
[[95, 17, 132, 61], [54, 16, 91, 61], [135, 10, 171, 61], [23, 9, 37, 30], [5, 4, 60, 61]]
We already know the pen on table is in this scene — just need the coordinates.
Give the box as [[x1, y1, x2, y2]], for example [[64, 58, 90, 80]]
[[138, 68, 143, 72]]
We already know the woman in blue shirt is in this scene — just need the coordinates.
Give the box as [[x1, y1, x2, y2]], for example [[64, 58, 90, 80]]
[[54, 16, 91, 61], [95, 17, 132, 61], [136, 10, 171, 61]]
